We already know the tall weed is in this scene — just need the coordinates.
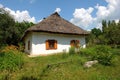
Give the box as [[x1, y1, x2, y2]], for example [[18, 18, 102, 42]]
[[69, 47, 76, 55], [0, 50, 24, 71]]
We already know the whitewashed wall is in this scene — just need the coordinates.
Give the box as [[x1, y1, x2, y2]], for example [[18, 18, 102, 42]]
[[24, 32, 32, 54], [25, 32, 86, 55]]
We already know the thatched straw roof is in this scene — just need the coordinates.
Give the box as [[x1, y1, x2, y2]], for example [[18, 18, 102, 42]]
[[25, 12, 89, 36]]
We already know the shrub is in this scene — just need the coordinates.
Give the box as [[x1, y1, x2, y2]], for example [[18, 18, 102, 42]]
[[0, 50, 24, 71], [80, 45, 114, 66], [69, 47, 76, 55], [92, 45, 114, 66], [18, 43, 24, 52], [95, 52, 113, 65], [80, 47, 95, 57], [1, 45, 18, 52]]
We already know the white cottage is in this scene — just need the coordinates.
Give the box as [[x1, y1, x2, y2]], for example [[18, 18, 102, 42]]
[[22, 12, 88, 56]]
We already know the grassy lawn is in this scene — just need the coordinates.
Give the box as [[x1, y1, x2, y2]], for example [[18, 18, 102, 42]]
[[0, 46, 120, 80]]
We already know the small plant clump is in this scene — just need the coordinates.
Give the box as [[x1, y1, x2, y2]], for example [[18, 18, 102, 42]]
[[69, 46, 76, 55], [0, 50, 24, 72]]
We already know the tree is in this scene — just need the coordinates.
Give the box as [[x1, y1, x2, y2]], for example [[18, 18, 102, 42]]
[[87, 20, 120, 46], [15, 21, 34, 43], [0, 8, 16, 45], [101, 20, 120, 46], [91, 28, 102, 38], [0, 8, 34, 46], [102, 20, 107, 33]]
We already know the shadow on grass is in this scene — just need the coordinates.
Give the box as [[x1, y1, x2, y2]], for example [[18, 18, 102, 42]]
[[20, 76, 38, 80]]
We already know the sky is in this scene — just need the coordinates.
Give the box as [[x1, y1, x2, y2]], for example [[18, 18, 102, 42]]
[[0, 0, 120, 30]]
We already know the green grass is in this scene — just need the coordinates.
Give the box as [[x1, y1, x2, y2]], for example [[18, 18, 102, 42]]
[[0, 48, 120, 80]]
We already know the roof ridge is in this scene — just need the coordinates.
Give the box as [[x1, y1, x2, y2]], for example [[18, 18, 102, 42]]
[[51, 12, 60, 17]]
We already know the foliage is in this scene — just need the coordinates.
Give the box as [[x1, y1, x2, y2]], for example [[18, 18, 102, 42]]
[[86, 28, 102, 46], [80, 47, 95, 57], [61, 52, 68, 59], [0, 8, 34, 46], [81, 45, 114, 65], [0, 8, 16, 45], [91, 28, 102, 38], [0, 47, 120, 80], [15, 21, 34, 44], [69, 46, 76, 55], [92, 45, 114, 65], [18, 42, 25, 52], [1, 45, 18, 52], [87, 20, 120, 46], [0, 50, 24, 71]]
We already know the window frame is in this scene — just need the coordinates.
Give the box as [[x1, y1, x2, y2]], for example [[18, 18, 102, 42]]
[[46, 39, 57, 50], [70, 40, 80, 48]]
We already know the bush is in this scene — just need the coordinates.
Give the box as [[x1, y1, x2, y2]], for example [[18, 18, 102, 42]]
[[80, 47, 95, 57], [69, 47, 76, 55], [92, 45, 114, 65], [95, 52, 113, 65], [80, 45, 114, 66], [0, 50, 24, 71], [18, 43, 24, 52], [1, 45, 18, 52]]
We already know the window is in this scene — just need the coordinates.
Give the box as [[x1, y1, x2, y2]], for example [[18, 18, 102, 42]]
[[28, 41, 30, 50], [46, 40, 57, 50], [70, 40, 80, 48]]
